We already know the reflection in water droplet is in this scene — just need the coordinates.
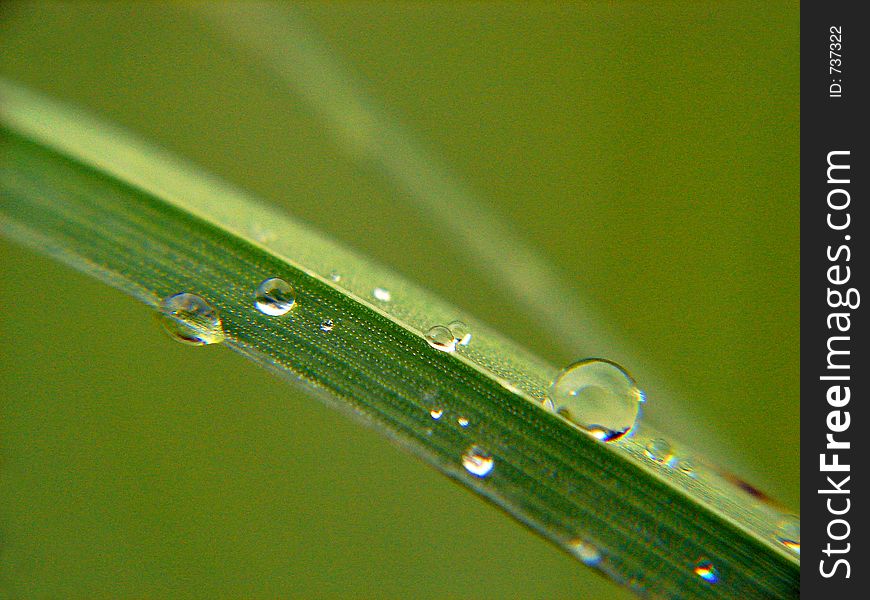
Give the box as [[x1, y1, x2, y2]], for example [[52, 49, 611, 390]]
[[159, 293, 225, 346], [457, 417, 470, 427], [373, 287, 391, 302], [320, 318, 335, 332], [255, 278, 296, 316], [775, 515, 800, 555], [645, 438, 673, 464], [448, 320, 472, 346], [425, 325, 457, 352], [462, 445, 494, 477], [329, 271, 342, 283], [694, 560, 719, 583], [569, 538, 602, 566], [549, 359, 642, 442], [430, 408, 443, 420]]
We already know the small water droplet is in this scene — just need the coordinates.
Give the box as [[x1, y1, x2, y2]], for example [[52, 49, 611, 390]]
[[448, 320, 472, 346], [569, 538, 602, 566], [329, 271, 342, 283], [462, 445, 494, 477], [775, 515, 800, 555], [549, 359, 642, 442], [694, 559, 719, 583], [457, 417, 470, 427], [645, 438, 673, 464], [159, 293, 225, 346], [373, 287, 391, 302], [255, 277, 296, 316], [430, 408, 443, 420], [425, 325, 457, 352], [249, 222, 277, 244], [677, 458, 696, 476], [320, 318, 335, 332]]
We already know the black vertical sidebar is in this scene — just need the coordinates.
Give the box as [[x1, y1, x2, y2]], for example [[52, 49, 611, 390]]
[[801, 1, 867, 598]]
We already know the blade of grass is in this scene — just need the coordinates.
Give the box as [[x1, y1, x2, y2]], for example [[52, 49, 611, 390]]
[[197, 3, 729, 461], [1, 79, 797, 598]]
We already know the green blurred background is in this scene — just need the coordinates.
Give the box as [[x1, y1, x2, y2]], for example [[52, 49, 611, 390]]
[[0, 2, 798, 598]]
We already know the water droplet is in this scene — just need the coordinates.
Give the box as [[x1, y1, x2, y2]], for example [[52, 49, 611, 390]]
[[644, 438, 673, 464], [250, 223, 276, 244], [462, 445, 494, 477], [677, 458, 696, 476], [694, 560, 719, 583], [329, 271, 342, 283], [775, 516, 800, 555], [457, 417, 470, 427], [425, 325, 457, 352], [373, 287, 391, 302], [569, 538, 602, 566], [430, 408, 443, 420], [320, 318, 335, 332], [549, 359, 642, 442], [254, 277, 296, 316], [159, 293, 225, 346], [448, 320, 472, 346]]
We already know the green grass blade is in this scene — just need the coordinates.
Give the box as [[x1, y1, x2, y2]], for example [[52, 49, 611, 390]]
[[0, 79, 798, 598], [199, 4, 705, 443]]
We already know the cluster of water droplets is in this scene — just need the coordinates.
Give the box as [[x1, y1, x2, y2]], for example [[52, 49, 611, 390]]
[[159, 276, 344, 346], [159, 275, 797, 583]]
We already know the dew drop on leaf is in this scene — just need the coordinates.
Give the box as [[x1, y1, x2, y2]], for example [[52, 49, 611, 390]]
[[569, 538, 602, 566], [255, 277, 296, 316], [644, 438, 673, 464], [425, 325, 457, 352], [448, 320, 472, 346], [462, 445, 494, 477], [159, 293, 225, 346], [549, 359, 642, 442], [372, 287, 391, 302], [775, 515, 800, 555], [694, 559, 719, 583]]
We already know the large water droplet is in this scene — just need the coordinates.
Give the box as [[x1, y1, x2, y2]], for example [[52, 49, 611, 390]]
[[255, 277, 296, 316], [775, 516, 800, 555], [694, 559, 719, 583], [457, 417, 470, 427], [430, 408, 444, 420], [462, 445, 494, 477], [159, 293, 225, 346], [448, 320, 472, 346], [320, 318, 335, 332], [549, 359, 642, 441], [425, 325, 456, 352], [372, 287, 391, 302]]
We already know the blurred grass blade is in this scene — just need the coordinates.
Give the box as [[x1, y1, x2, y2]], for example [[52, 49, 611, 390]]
[[0, 79, 797, 598]]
